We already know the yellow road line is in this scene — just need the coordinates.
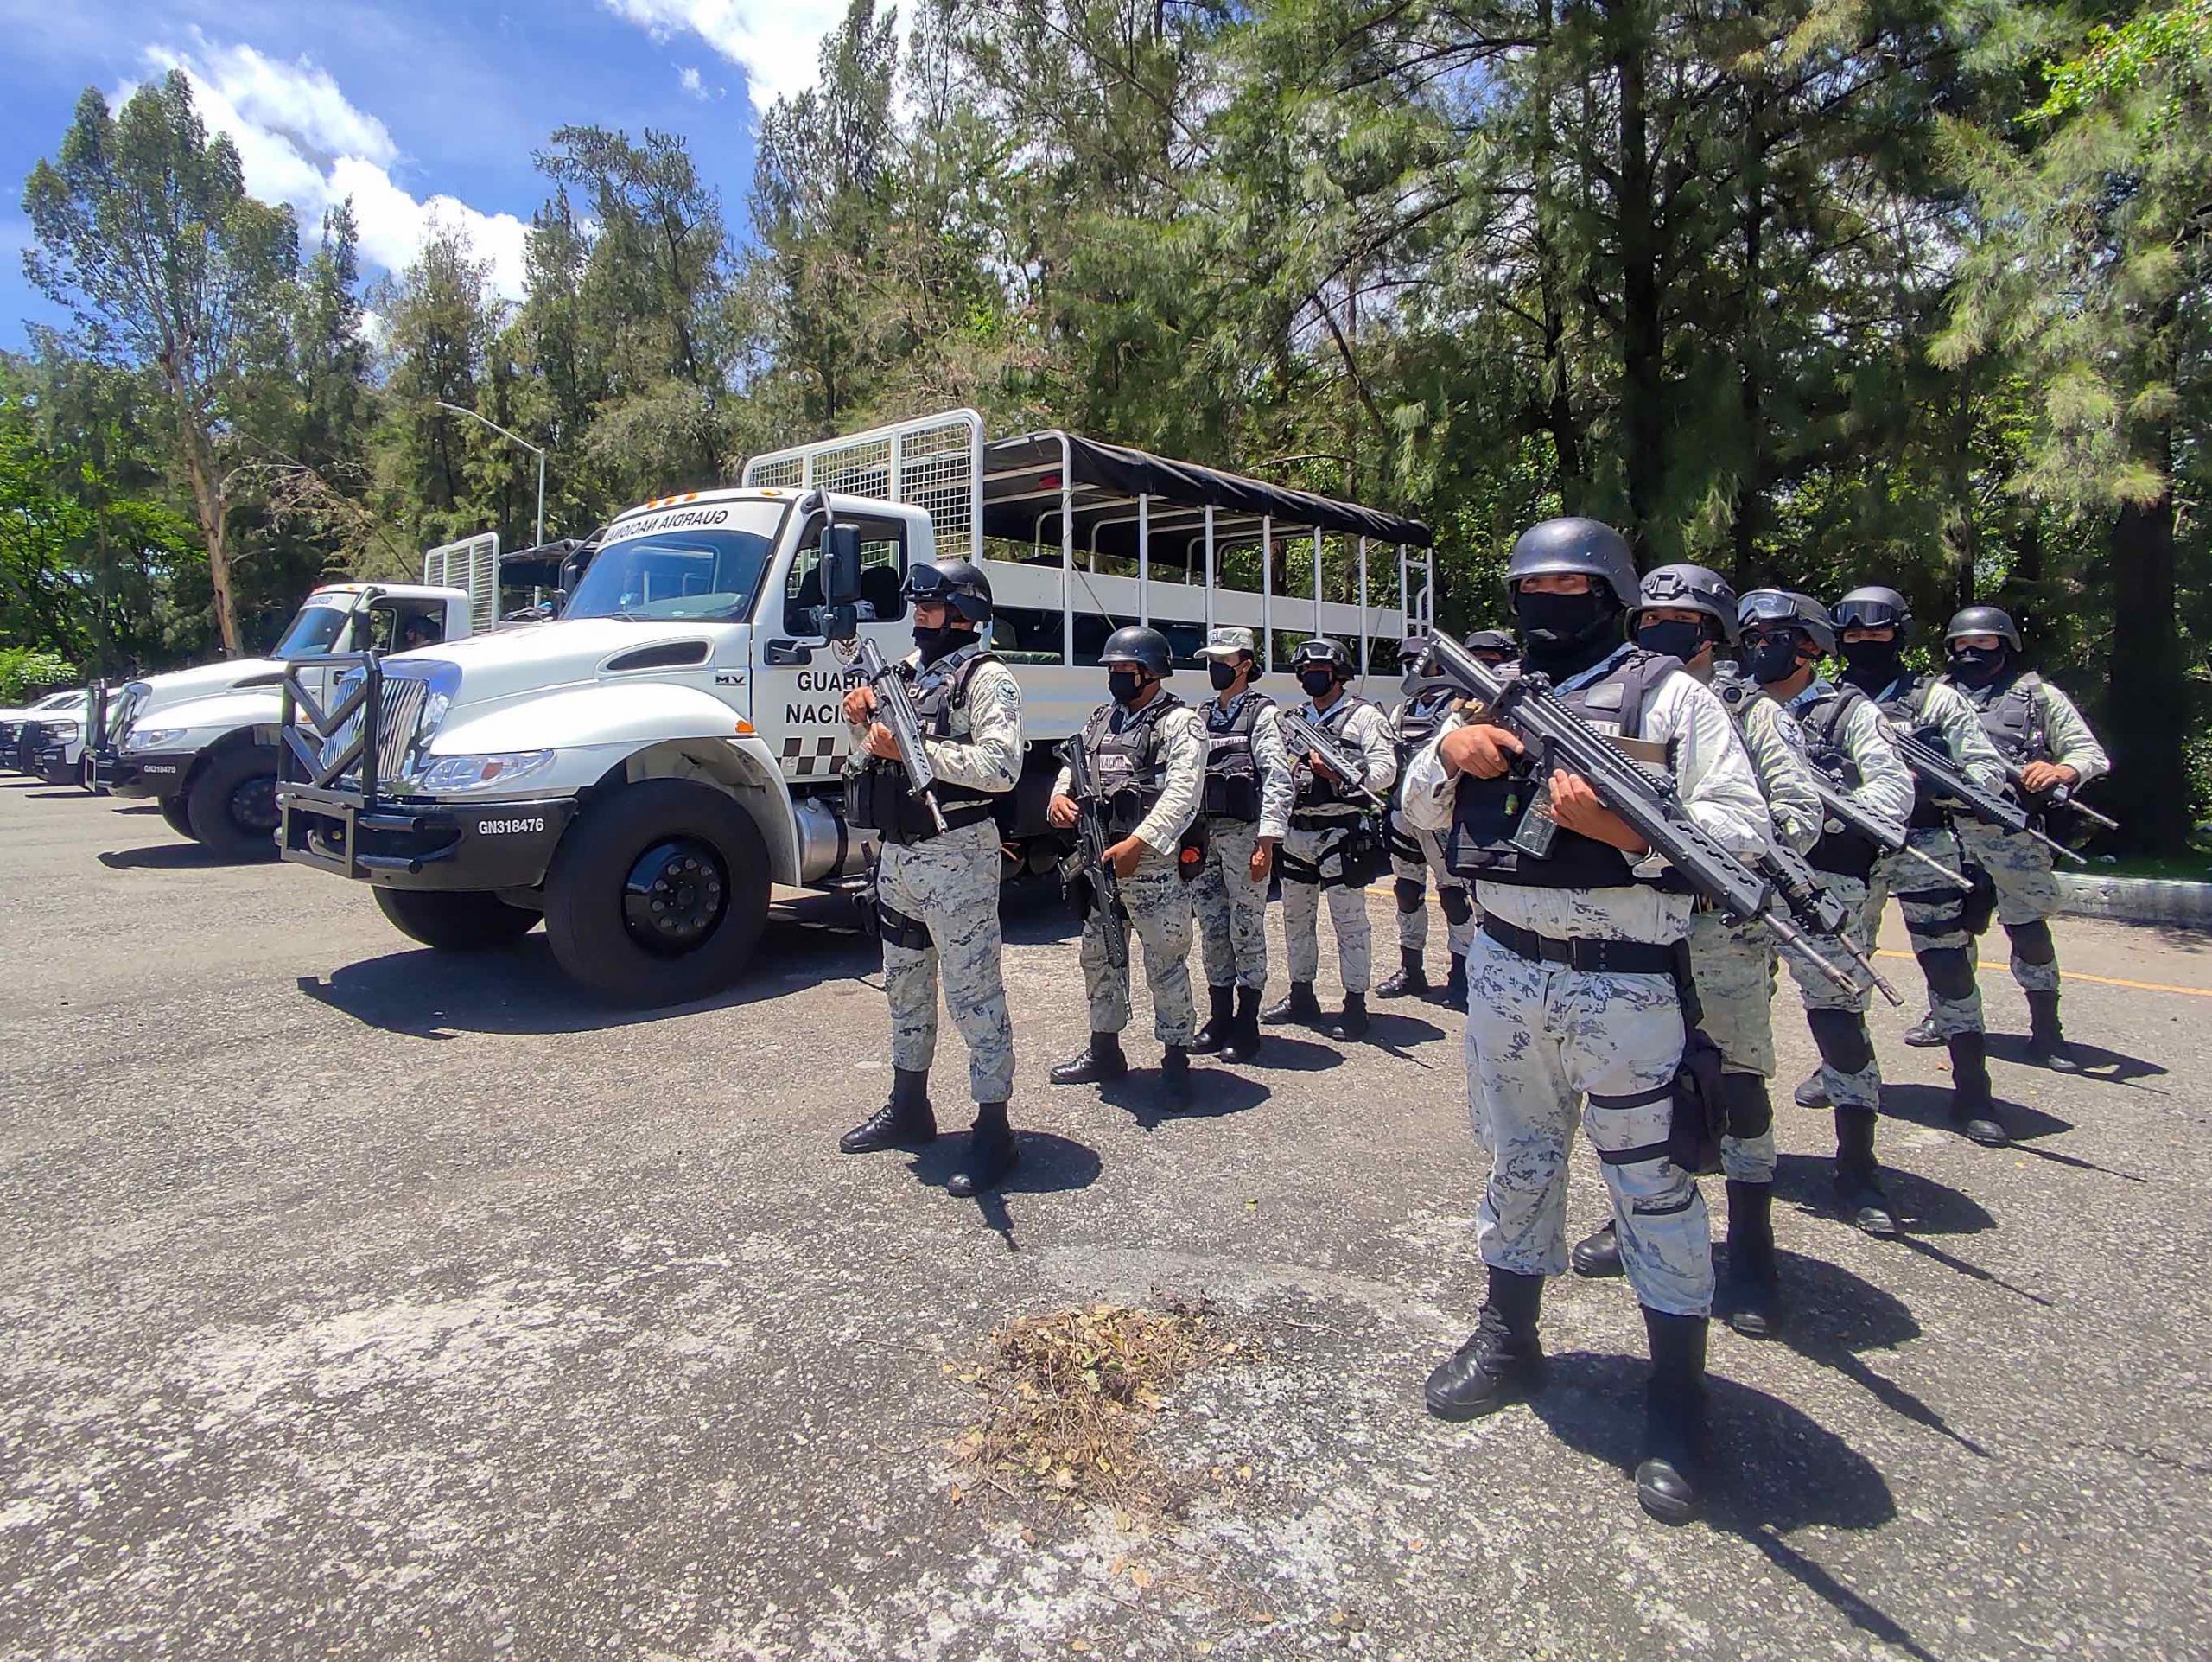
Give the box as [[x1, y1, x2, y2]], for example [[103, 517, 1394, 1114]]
[[1873, 948, 2212, 1000]]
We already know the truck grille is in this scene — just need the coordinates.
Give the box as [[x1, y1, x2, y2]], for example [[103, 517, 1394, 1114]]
[[321, 672, 430, 786]]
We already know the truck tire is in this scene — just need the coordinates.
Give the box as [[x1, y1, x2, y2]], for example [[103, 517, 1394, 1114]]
[[374, 888, 540, 951], [543, 778, 771, 1006], [185, 748, 281, 859], [158, 796, 194, 839]]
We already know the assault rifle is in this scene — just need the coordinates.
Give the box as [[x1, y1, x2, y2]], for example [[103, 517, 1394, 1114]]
[[837, 635, 949, 837], [1807, 774, 1974, 892], [1883, 723, 2087, 865], [1056, 735, 1130, 971], [2005, 761, 2120, 834], [1281, 709, 1388, 811], [1758, 836, 1904, 1006], [1417, 634, 1859, 996]]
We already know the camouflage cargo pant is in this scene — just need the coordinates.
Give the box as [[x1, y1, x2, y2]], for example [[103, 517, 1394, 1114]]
[[1390, 821, 1476, 958], [1688, 907, 1778, 1185], [1465, 929, 1714, 1318], [1282, 821, 1373, 992], [1954, 821, 2063, 995], [877, 819, 1015, 1105], [1870, 825, 1984, 1037], [1781, 871, 1883, 1113], [1081, 850, 1198, 1045], [1192, 817, 1270, 991]]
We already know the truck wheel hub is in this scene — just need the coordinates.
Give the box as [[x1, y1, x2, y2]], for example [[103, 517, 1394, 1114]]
[[623, 838, 728, 954], [232, 773, 281, 833]]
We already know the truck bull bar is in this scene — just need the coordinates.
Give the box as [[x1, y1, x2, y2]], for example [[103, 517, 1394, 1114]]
[[276, 651, 389, 878]]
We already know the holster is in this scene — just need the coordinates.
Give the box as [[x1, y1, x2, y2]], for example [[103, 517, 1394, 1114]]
[[1666, 938, 1727, 1175]]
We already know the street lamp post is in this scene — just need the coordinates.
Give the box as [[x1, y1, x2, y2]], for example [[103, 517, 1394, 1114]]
[[434, 401, 548, 550]]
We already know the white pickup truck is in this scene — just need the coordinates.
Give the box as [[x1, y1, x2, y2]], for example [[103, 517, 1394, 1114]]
[[2, 689, 87, 777], [94, 538, 501, 856], [275, 410, 1434, 1005]]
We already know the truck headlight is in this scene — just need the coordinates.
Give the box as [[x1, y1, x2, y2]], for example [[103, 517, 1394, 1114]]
[[125, 728, 184, 753], [47, 721, 81, 742], [416, 750, 556, 793]]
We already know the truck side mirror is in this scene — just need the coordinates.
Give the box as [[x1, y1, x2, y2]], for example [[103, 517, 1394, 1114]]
[[819, 524, 863, 606]]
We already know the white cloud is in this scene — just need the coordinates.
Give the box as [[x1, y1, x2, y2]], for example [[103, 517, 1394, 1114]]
[[599, 0, 845, 113], [130, 35, 531, 302], [676, 64, 714, 101]]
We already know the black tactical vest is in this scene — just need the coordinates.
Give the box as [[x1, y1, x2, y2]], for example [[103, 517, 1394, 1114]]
[[1798, 684, 1885, 877], [1291, 695, 1374, 812], [845, 646, 1005, 845], [1965, 670, 2049, 766], [1201, 691, 1273, 822], [1084, 692, 1187, 837], [1444, 646, 1688, 891], [1862, 671, 1951, 830]]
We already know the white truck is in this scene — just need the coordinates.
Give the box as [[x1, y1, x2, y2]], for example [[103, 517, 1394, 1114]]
[[2, 689, 87, 777], [93, 538, 501, 856], [274, 410, 1434, 1005]]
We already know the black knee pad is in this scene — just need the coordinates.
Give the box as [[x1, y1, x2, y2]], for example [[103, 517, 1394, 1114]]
[[1915, 945, 1978, 1002], [1394, 876, 1425, 914], [1722, 1072, 1773, 1142], [2007, 919, 2056, 966], [1440, 886, 1474, 926], [1961, 868, 1998, 937], [1806, 1008, 1874, 1075]]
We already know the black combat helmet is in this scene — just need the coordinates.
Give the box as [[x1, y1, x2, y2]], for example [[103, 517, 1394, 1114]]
[[1464, 627, 1516, 656], [1943, 604, 2022, 651], [1504, 517, 1639, 608], [1100, 624, 1174, 676], [1636, 564, 1740, 645], [902, 557, 994, 623], [1738, 589, 1838, 655], [1291, 637, 1355, 680], [1831, 584, 1912, 640]]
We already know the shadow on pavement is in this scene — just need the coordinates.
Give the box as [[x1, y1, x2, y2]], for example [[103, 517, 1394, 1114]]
[[97, 843, 254, 870], [1363, 1008, 1446, 1064], [904, 1129, 1103, 1252], [1883, 1081, 2145, 1183], [1530, 1353, 1929, 1659], [1985, 1029, 2167, 1086], [110, 802, 163, 814], [1093, 1064, 1270, 1130], [1236, 1032, 1346, 1073], [27, 788, 96, 799]]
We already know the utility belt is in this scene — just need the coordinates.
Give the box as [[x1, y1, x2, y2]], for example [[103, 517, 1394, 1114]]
[[846, 763, 1001, 848], [1201, 771, 1261, 822], [1290, 806, 1364, 832], [1480, 915, 1678, 976], [1279, 816, 1381, 888]]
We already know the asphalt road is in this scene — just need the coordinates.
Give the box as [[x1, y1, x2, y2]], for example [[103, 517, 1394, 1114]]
[[2, 776, 2208, 1661]]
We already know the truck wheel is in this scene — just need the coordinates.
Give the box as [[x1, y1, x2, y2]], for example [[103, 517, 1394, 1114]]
[[374, 888, 540, 951], [543, 778, 770, 1006], [158, 796, 194, 839], [185, 748, 281, 859]]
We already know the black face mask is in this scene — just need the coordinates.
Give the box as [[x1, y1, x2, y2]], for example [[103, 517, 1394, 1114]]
[[1840, 638, 1904, 687], [1948, 646, 2006, 685], [913, 622, 966, 665], [1208, 660, 1241, 693], [1109, 669, 1149, 706], [1300, 669, 1338, 700], [1633, 618, 1707, 665], [1740, 634, 1803, 685]]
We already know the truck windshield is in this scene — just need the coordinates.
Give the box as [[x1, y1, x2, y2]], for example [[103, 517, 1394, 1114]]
[[272, 603, 353, 657], [565, 505, 787, 622]]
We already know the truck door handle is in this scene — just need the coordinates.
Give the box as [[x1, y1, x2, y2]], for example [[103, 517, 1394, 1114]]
[[764, 639, 814, 666]]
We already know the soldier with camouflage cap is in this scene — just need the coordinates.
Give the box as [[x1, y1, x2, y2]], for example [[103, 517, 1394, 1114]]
[[1572, 564, 1822, 1338], [1402, 519, 1771, 1525], [1264, 636, 1399, 1041], [1380, 635, 1476, 1006], [1188, 627, 1294, 1063], [1938, 603, 2112, 1071], [836, 558, 1026, 1198], [1048, 626, 1209, 1105]]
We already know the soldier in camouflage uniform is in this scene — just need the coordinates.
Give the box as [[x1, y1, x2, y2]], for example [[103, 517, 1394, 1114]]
[[1048, 626, 1208, 1105], [1741, 590, 1920, 1236], [1569, 565, 1822, 1338], [1379, 636, 1476, 1007], [1940, 604, 2113, 1071], [1188, 627, 1294, 1064], [836, 559, 1025, 1198], [1265, 638, 1398, 1041], [1403, 520, 1772, 1525], [1822, 587, 2012, 1146]]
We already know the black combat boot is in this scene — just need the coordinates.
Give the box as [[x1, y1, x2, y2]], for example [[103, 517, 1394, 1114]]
[[1424, 1266, 1545, 1420], [947, 1101, 1018, 1197], [1330, 991, 1370, 1041], [1191, 984, 1235, 1055], [1636, 1309, 1709, 1525], [1160, 1044, 1192, 1109], [1050, 1032, 1128, 1086], [1440, 952, 1468, 1009], [1263, 982, 1323, 1026], [839, 1067, 937, 1154], [2026, 990, 2082, 1073], [1832, 1107, 1897, 1238], [1376, 949, 1428, 999], [1720, 1180, 1782, 1340], [1220, 987, 1263, 1063], [1903, 1013, 1943, 1048], [1947, 1031, 2009, 1147], [1570, 1216, 1624, 1278]]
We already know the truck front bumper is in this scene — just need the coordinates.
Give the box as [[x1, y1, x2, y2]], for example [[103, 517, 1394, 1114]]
[[109, 750, 194, 799], [278, 786, 576, 891]]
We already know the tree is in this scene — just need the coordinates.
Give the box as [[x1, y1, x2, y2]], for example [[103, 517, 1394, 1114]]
[[22, 72, 298, 655]]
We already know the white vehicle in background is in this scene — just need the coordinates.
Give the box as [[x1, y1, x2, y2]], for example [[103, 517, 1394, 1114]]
[[92, 538, 500, 856], [2, 688, 87, 774], [275, 409, 1435, 1006]]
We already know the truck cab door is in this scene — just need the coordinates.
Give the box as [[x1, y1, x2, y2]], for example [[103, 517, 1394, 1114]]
[[763, 512, 912, 787]]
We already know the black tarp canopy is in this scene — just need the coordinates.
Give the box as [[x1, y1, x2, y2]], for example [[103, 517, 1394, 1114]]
[[977, 431, 1432, 565]]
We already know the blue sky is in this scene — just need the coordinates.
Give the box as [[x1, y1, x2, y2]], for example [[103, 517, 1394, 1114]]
[[0, 0, 844, 348]]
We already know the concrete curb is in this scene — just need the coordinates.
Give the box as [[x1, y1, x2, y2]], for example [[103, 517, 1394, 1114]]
[[2056, 873, 2212, 928]]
